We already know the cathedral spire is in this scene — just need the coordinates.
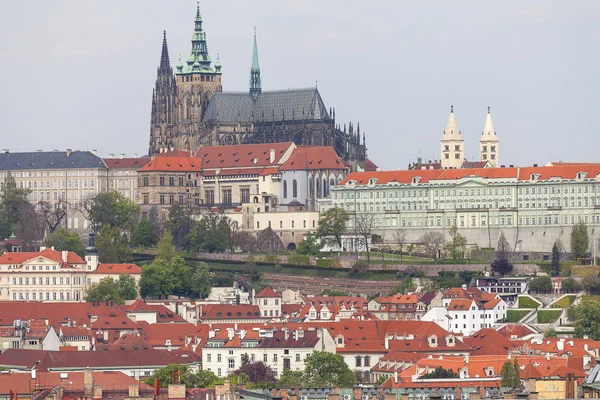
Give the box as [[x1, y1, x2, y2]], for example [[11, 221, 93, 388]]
[[480, 106, 499, 167], [184, 0, 215, 73], [482, 106, 495, 136], [250, 27, 262, 101], [159, 31, 171, 73]]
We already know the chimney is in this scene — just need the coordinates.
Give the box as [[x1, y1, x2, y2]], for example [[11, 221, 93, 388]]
[[92, 149, 97, 156], [394, 371, 398, 384], [270, 148, 275, 163], [66, 149, 72, 157], [129, 384, 139, 397], [384, 335, 389, 350], [61, 251, 68, 263], [84, 367, 94, 397], [110, 153, 115, 158], [120, 153, 125, 159], [1, 149, 9, 153], [133, 153, 138, 158]]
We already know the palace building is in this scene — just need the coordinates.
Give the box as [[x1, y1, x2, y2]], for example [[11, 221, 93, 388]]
[[148, 4, 368, 169], [329, 163, 600, 254]]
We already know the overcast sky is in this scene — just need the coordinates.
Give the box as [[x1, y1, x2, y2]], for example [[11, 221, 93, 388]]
[[1, 1, 598, 169]]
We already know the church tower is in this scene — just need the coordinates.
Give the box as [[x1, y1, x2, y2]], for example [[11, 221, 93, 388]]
[[440, 106, 464, 169], [250, 28, 262, 101], [149, 31, 177, 157], [173, 1, 223, 150], [479, 107, 499, 167]]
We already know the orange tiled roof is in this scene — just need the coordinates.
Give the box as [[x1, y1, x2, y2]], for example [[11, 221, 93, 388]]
[[255, 287, 281, 298], [138, 154, 201, 172], [340, 164, 600, 186], [103, 157, 150, 169], [199, 142, 293, 170], [280, 146, 347, 171], [0, 248, 85, 266], [92, 263, 141, 274]]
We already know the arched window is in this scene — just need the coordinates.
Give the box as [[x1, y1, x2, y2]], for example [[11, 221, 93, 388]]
[[253, 196, 259, 203], [330, 178, 335, 190], [292, 180, 297, 198], [283, 180, 288, 198], [322, 179, 328, 197]]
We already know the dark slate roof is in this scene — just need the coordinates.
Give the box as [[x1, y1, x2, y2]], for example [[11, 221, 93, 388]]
[[203, 88, 330, 123], [0, 151, 107, 171]]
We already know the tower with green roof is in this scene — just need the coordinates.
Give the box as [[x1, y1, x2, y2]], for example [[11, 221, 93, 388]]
[[250, 28, 261, 101]]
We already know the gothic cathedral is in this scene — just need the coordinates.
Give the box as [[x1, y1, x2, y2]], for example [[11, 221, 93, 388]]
[[149, 4, 367, 168]]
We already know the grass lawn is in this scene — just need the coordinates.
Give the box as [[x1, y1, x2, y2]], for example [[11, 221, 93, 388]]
[[550, 295, 576, 309], [507, 310, 530, 322], [537, 309, 562, 324], [518, 296, 541, 309]]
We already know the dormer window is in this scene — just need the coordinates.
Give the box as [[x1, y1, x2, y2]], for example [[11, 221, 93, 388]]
[[368, 178, 378, 185], [530, 173, 541, 181], [577, 172, 587, 179], [412, 176, 422, 184]]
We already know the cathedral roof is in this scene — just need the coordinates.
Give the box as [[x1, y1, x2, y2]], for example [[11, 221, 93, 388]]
[[480, 107, 497, 142], [0, 150, 106, 171], [203, 88, 330, 124], [442, 106, 462, 138], [280, 146, 346, 171]]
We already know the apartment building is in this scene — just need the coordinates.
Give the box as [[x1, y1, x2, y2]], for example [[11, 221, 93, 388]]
[[331, 163, 600, 253], [103, 156, 149, 204]]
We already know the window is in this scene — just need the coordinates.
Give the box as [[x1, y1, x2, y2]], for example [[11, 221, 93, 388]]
[[241, 188, 250, 203], [355, 356, 362, 367], [143, 176, 149, 186], [169, 177, 175, 186], [283, 181, 288, 198], [228, 359, 235, 369], [222, 189, 232, 204], [264, 354, 268, 362], [217, 354, 222, 362], [292, 180, 298, 197], [273, 353, 278, 362], [205, 190, 214, 204], [160, 176, 165, 186]]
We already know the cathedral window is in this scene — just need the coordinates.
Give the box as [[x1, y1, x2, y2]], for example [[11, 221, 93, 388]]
[[292, 180, 298, 198], [283, 181, 288, 198]]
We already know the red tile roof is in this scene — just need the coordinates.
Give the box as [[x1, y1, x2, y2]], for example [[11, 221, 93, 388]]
[[0, 248, 85, 266], [199, 142, 293, 170], [0, 371, 151, 393], [200, 304, 263, 320], [103, 157, 150, 169], [92, 263, 142, 274], [0, 348, 200, 371], [280, 146, 347, 171], [340, 164, 600, 186], [255, 287, 281, 298], [138, 154, 201, 172]]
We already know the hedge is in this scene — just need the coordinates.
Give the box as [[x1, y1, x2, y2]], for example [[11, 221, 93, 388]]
[[287, 255, 311, 265], [572, 266, 600, 277], [263, 254, 280, 264], [550, 295, 576, 309], [316, 258, 343, 269], [537, 309, 562, 324]]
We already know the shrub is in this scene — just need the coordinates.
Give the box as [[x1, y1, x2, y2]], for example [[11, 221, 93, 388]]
[[350, 262, 368, 276], [528, 276, 553, 293], [315, 258, 343, 268], [572, 266, 600, 277], [287, 255, 311, 266], [263, 254, 280, 264]]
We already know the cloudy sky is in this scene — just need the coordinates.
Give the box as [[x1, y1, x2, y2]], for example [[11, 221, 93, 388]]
[[1, 1, 598, 169]]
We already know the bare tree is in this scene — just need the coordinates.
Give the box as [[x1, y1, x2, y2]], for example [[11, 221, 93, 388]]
[[393, 228, 408, 263], [355, 213, 375, 263], [421, 231, 445, 260], [496, 231, 512, 261], [37, 200, 67, 233]]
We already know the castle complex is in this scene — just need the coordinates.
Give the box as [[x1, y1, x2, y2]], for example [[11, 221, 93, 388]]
[[149, 4, 367, 168]]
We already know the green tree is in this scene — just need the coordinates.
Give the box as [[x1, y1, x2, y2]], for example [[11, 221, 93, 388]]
[[131, 218, 157, 248], [189, 262, 212, 299], [551, 242, 561, 277], [500, 360, 516, 387], [157, 229, 177, 262], [278, 370, 305, 388], [513, 359, 521, 388], [571, 222, 589, 260], [581, 275, 600, 294], [185, 214, 230, 253], [145, 364, 193, 388], [316, 207, 349, 249], [438, 271, 460, 289], [528, 276, 552, 293], [421, 231, 445, 260], [95, 225, 132, 263], [421, 366, 459, 379], [491, 258, 513, 277], [167, 203, 193, 248], [85, 277, 124, 304], [85, 274, 138, 304], [116, 274, 138, 300], [296, 232, 323, 256], [187, 370, 221, 388], [304, 351, 355, 388], [45, 228, 85, 258], [139, 255, 191, 298], [544, 328, 558, 338], [81, 191, 139, 233], [496, 231, 512, 260], [445, 226, 467, 262], [570, 297, 600, 340], [561, 277, 582, 293]]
